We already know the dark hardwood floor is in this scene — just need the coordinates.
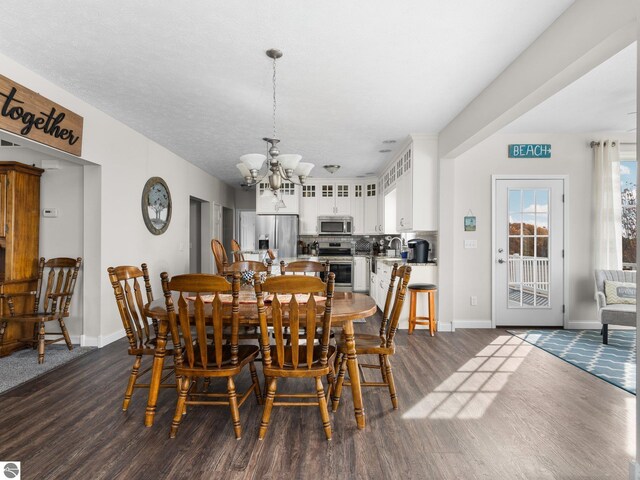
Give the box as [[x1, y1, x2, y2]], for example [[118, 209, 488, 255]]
[[0, 313, 634, 479]]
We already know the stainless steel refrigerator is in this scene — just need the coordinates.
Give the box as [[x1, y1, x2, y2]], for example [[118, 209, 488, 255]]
[[255, 215, 299, 259]]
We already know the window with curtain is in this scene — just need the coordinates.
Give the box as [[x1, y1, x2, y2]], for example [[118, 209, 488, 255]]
[[620, 149, 636, 269]]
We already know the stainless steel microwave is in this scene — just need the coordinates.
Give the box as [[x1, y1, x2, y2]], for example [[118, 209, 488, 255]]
[[318, 216, 353, 235]]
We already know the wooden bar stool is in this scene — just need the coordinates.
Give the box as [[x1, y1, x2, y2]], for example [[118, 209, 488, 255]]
[[408, 283, 437, 336]]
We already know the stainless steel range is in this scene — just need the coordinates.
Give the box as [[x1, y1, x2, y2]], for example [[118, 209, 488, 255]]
[[317, 241, 353, 291]]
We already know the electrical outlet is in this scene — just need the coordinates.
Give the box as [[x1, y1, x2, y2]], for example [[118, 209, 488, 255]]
[[470, 296, 478, 306]]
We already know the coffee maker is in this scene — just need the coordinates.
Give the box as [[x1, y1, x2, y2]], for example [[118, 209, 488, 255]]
[[407, 238, 430, 263]]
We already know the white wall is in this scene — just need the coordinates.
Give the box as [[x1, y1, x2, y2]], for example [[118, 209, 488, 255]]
[[440, 131, 635, 329], [0, 52, 237, 346]]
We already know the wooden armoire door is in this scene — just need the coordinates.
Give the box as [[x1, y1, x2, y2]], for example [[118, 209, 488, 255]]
[[0, 162, 43, 357]]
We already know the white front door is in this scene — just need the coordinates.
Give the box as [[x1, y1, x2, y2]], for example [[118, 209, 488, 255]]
[[494, 178, 565, 326]]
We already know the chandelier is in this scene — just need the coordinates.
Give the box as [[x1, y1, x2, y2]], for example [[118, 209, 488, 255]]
[[237, 49, 314, 202]]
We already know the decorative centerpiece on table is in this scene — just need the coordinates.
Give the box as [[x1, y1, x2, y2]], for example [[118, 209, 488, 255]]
[[240, 270, 267, 286]]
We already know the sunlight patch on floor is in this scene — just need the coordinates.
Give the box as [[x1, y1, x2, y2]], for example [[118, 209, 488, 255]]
[[627, 397, 636, 457], [403, 335, 531, 420]]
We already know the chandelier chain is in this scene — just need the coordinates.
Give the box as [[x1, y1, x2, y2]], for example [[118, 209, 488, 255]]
[[272, 56, 277, 139]]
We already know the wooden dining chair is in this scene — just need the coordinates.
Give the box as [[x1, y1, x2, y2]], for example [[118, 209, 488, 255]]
[[211, 239, 229, 274], [231, 239, 244, 262], [266, 249, 276, 261], [161, 272, 262, 439], [223, 260, 272, 277], [0, 257, 82, 364], [279, 260, 331, 342], [280, 260, 329, 277], [107, 264, 177, 411], [331, 264, 411, 411], [254, 273, 336, 440]]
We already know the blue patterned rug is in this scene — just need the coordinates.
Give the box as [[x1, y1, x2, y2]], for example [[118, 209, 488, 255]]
[[508, 329, 636, 395]]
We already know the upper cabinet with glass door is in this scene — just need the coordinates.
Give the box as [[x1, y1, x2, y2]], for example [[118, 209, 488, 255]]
[[316, 182, 352, 216]]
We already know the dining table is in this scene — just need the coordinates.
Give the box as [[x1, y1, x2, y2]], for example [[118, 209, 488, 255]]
[[143, 290, 377, 430]]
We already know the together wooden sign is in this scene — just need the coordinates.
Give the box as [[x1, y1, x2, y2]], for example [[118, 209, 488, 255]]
[[0, 74, 83, 156]]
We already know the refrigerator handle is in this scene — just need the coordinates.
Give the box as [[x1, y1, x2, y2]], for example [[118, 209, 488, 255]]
[[274, 216, 277, 251]]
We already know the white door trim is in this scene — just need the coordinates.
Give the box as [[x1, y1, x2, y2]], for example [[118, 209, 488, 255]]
[[491, 174, 569, 328]]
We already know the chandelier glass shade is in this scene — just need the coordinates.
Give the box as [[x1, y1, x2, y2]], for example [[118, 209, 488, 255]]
[[237, 49, 314, 195]]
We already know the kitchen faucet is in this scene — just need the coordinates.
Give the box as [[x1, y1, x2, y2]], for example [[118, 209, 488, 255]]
[[388, 237, 403, 255]]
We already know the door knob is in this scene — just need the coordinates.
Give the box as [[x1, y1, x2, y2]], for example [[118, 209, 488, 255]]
[[497, 258, 505, 264]]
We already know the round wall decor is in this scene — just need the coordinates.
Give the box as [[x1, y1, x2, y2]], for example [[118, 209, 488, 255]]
[[141, 176, 172, 235]]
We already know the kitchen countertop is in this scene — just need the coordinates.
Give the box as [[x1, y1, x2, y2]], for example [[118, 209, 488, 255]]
[[375, 257, 437, 267]]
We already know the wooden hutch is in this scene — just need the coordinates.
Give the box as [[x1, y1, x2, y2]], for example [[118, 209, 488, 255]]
[[0, 162, 44, 356]]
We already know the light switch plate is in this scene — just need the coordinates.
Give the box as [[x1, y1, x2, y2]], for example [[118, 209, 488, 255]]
[[464, 239, 477, 249]]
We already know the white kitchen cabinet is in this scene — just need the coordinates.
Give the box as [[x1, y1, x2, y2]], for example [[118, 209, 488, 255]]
[[299, 184, 318, 234], [256, 180, 300, 214], [370, 271, 377, 304], [363, 182, 378, 234], [396, 162, 412, 231], [381, 135, 438, 232], [316, 182, 351, 216], [376, 177, 385, 233], [351, 184, 365, 234], [353, 256, 370, 292]]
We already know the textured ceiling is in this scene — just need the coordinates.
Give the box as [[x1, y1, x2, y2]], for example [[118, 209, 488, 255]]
[[505, 42, 637, 133], [0, 1, 574, 186]]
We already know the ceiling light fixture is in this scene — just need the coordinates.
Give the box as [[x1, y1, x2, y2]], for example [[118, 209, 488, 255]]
[[323, 164, 341, 174], [237, 49, 314, 208]]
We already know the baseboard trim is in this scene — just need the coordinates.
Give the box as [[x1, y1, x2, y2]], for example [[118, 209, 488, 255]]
[[565, 321, 601, 330], [79, 331, 125, 348], [453, 319, 492, 329], [98, 330, 125, 348]]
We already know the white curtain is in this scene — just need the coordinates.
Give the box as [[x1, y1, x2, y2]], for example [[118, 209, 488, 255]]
[[593, 140, 622, 270]]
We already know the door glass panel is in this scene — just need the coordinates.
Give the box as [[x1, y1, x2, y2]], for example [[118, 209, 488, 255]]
[[506, 188, 551, 309], [509, 213, 522, 235], [509, 237, 521, 256]]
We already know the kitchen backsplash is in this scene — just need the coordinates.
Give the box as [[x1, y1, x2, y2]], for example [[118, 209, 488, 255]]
[[298, 231, 438, 260]]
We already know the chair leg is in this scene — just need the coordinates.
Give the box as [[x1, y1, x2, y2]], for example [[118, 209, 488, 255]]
[[32, 322, 39, 349], [249, 361, 263, 405], [59, 318, 73, 350], [384, 355, 398, 410], [227, 376, 242, 440], [379, 354, 388, 383], [408, 290, 417, 334], [326, 365, 336, 403], [123, 355, 142, 411], [170, 376, 190, 438], [331, 356, 348, 412], [428, 291, 436, 337], [259, 377, 277, 440], [316, 376, 332, 441], [37, 321, 46, 364], [602, 324, 609, 345]]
